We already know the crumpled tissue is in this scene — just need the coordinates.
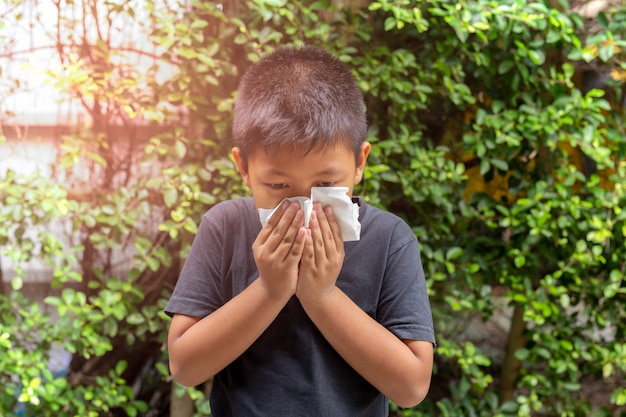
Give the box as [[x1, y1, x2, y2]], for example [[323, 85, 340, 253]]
[[257, 187, 360, 241]]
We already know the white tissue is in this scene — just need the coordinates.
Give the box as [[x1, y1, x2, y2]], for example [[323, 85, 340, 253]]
[[257, 187, 360, 241]]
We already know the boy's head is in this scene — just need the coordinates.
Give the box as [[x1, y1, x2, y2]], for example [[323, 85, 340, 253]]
[[231, 45, 370, 210], [232, 45, 367, 167]]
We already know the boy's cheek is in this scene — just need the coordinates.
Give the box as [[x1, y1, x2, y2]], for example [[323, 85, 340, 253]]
[[253, 194, 288, 212], [251, 185, 308, 211]]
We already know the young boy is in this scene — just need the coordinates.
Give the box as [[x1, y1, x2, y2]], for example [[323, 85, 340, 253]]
[[165, 45, 435, 416]]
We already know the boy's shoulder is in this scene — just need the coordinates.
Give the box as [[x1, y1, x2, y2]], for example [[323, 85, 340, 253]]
[[356, 197, 417, 244], [358, 198, 412, 229], [209, 196, 255, 212], [201, 196, 257, 227]]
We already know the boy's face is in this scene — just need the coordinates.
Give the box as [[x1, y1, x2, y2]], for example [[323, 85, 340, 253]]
[[232, 141, 371, 209]]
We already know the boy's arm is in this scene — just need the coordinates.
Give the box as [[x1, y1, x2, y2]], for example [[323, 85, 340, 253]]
[[297, 204, 433, 408], [168, 202, 307, 386], [168, 277, 293, 386], [299, 288, 433, 408]]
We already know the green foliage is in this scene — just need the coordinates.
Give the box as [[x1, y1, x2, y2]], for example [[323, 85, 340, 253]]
[[1, 0, 626, 416], [0, 284, 149, 416], [0, 169, 154, 415], [355, 0, 626, 415]]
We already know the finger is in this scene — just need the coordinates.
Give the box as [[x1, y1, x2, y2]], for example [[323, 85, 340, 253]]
[[300, 228, 315, 268], [257, 200, 291, 244], [323, 205, 344, 253], [269, 202, 304, 252], [286, 227, 307, 263], [313, 203, 337, 258], [308, 207, 326, 265]]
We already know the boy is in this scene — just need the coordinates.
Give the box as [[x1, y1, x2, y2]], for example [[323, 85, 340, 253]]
[[165, 45, 435, 416]]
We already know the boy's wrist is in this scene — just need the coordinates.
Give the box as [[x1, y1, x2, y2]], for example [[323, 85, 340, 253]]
[[257, 275, 295, 304], [298, 285, 340, 312]]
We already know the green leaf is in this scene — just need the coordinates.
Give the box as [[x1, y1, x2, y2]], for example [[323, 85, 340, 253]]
[[163, 188, 178, 208], [446, 246, 463, 260], [491, 158, 509, 171], [191, 19, 208, 29], [515, 348, 530, 361], [479, 159, 490, 176], [146, 257, 159, 271], [497, 60, 515, 74], [500, 401, 519, 413], [0, 332, 12, 349], [491, 100, 504, 114], [384, 16, 396, 31], [528, 49, 546, 66], [175, 140, 187, 159], [582, 124, 594, 143], [12, 277, 23, 291], [127, 313, 145, 325], [115, 360, 128, 375], [86, 151, 107, 167], [475, 108, 486, 125]]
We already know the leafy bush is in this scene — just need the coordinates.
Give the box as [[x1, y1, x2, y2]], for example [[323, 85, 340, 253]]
[[357, 1, 626, 415]]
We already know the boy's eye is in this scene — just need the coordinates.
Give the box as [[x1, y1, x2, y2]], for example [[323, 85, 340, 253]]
[[316, 181, 336, 187], [269, 183, 288, 190]]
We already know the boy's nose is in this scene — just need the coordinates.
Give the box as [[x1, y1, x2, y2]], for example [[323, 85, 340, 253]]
[[291, 187, 312, 198]]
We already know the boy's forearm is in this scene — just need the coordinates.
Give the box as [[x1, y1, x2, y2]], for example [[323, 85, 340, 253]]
[[168, 277, 291, 387], [300, 287, 433, 408]]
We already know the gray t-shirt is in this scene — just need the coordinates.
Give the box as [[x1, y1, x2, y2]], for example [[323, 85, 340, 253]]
[[165, 197, 435, 417]]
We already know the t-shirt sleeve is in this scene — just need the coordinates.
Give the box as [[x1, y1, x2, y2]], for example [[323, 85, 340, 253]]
[[377, 223, 436, 346], [164, 207, 226, 318]]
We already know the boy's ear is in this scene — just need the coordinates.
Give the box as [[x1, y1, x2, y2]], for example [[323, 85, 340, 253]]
[[354, 142, 371, 185], [232, 147, 251, 187]]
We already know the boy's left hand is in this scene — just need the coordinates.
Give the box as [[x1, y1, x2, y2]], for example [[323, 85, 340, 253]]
[[296, 202, 345, 305]]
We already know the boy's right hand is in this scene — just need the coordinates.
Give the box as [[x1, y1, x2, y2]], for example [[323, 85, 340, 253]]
[[252, 201, 307, 301]]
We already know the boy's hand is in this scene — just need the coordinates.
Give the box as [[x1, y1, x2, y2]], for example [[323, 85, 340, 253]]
[[296, 203, 345, 305], [253, 201, 307, 301]]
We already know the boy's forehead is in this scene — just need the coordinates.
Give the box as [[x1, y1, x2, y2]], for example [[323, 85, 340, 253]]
[[257, 140, 353, 158], [248, 143, 356, 173], [257, 164, 345, 177]]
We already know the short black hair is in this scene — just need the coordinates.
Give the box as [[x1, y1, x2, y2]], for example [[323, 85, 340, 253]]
[[232, 45, 367, 166]]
